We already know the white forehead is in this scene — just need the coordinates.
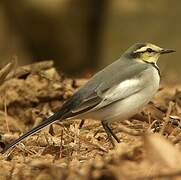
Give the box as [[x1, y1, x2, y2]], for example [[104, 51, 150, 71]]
[[134, 43, 163, 53]]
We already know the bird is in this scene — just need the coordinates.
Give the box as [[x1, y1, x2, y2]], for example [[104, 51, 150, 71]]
[[1, 42, 175, 154]]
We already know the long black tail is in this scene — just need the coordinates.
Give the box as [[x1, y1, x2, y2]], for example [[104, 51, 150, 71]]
[[1, 109, 67, 154]]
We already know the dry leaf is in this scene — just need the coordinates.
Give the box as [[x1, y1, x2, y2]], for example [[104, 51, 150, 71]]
[[144, 133, 181, 168]]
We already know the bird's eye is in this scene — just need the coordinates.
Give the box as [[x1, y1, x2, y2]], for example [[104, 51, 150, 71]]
[[147, 48, 154, 53]]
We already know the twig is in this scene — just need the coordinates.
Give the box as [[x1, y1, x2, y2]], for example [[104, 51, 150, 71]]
[[4, 96, 9, 133], [160, 101, 174, 135], [17, 144, 36, 155], [79, 136, 108, 152], [146, 120, 158, 133], [116, 124, 144, 136], [79, 119, 85, 129], [60, 129, 63, 158]]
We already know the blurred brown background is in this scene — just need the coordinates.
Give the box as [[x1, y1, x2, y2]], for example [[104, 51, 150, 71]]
[[0, 0, 180, 81]]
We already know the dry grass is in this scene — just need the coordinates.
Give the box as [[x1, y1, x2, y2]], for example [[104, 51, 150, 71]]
[[0, 61, 181, 180]]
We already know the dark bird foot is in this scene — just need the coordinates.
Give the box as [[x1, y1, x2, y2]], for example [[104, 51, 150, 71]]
[[101, 121, 120, 147]]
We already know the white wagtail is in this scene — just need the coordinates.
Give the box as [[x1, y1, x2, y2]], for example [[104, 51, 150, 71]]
[[1, 43, 175, 153]]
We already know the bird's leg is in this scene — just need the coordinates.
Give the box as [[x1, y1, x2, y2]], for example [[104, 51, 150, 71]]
[[101, 121, 120, 146], [106, 123, 120, 143], [79, 119, 85, 129]]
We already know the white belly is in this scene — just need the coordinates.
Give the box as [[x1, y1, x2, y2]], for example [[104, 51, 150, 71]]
[[80, 66, 160, 122]]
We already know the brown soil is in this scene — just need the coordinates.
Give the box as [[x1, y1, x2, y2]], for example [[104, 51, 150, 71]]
[[0, 61, 181, 180]]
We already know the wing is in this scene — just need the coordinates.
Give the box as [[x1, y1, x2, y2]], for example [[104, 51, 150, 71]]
[[88, 77, 144, 111], [69, 60, 148, 116]]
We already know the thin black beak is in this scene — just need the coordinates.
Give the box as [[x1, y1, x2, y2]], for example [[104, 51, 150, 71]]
[[160, 49, 176, 54]]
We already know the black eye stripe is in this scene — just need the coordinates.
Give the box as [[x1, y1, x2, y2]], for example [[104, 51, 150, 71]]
[[146, 48, 154, 53], [132, 47, 155, 58]]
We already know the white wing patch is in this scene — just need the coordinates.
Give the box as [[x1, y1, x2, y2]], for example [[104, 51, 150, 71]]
[[90, 78, 144, 111]]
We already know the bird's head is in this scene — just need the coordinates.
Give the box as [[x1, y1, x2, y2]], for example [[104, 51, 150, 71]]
[[124, 43, 175, 63]]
